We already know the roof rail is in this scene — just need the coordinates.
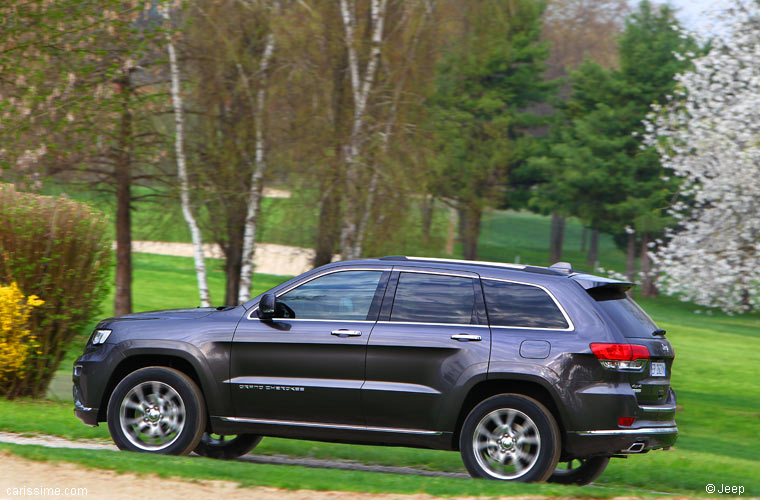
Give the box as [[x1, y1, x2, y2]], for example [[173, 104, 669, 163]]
[[379, 255, 527, 270]]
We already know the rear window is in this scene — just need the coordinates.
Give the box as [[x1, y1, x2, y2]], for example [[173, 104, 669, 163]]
[[482, 279, 569, 329], [589, 288, 659, 338]]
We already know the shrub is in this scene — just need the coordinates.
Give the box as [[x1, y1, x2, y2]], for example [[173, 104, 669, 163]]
[[0, 184, 111, 398]]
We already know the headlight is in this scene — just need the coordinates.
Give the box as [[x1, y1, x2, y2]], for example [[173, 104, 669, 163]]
[[91, 329, 112, 345]]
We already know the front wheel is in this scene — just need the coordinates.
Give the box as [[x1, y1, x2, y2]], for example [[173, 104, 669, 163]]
[[547, 456, 610, 485], [460, 394, 560, 482], [194, 433, 262, 459], [107, 367, 206, 455]]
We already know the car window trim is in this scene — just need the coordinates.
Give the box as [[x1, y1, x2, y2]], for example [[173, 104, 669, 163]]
[[385, 268, 481, 327], [246, 267, 390, 321], [481, 277, 575, 332]]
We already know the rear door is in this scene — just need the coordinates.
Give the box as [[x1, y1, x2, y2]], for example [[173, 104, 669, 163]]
[[230, 268, 389, 425], [362, 268, 491, 431]]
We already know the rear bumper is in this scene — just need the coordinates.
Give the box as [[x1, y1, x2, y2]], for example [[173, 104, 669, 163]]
[[564, 425, 678, 458]]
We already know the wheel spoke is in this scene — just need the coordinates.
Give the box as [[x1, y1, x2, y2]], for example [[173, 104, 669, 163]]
[[472, 407, 542, 480], [120, 380, 186, 451]]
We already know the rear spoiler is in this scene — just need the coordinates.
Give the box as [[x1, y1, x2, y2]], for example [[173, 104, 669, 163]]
[[569, 273, 635, 292]]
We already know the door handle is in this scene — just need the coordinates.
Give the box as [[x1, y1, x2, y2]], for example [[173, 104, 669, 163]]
[[331, 329, 362, 337], [451, 333, 482, 342]]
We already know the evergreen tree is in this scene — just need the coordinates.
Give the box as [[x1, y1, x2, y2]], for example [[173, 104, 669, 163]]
[[429, 0, 555, 260], [529, 0, 697, 291]]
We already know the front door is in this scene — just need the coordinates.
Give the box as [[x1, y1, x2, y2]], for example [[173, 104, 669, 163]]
[[230, 268, 389, 425]]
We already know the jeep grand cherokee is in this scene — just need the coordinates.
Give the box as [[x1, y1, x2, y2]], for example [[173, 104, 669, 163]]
[[73, 256, 677, 483]]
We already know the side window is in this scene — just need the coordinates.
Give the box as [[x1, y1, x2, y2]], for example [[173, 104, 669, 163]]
[[277, 270, 383, 320], [482, 279, 569, 329], [390, 272, 475, 325]]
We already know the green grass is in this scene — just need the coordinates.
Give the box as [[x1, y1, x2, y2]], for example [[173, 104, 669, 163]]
[[478, 210, 625, 273], [0, 442, 650, 498]]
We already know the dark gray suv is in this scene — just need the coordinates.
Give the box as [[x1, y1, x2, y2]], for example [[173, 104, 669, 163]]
[[73, 256, 677, 484]]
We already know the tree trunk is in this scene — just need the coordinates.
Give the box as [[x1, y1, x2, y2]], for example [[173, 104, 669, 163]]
[[239, 33, 276, 303], [586, 229, 599, 268], [626, 231, 636, 282], [445, 205, 457, 255], [580, 226, 587, 252], [640, 232, 658, 297], [314, 168, 341, 267], [224, 226, 244, 306], [114, 84, 132, 317], [460, 205, 481, 260], [166, 27, 211, 307], [421, 194, 434, 242], [549, 212, 565, 263]]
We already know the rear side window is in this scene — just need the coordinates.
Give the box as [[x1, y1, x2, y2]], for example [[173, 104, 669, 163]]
[[590, 289, 658, 338], [482, 279, 569, 329], [391, 272, 476, 324]]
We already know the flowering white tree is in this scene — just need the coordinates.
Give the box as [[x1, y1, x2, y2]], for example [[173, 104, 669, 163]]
[[646, 2, 760, 312]]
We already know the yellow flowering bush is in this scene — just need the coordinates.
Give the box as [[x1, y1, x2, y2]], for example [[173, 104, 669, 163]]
[[1, 184, 111, 398], [0, 282, 43, 387]]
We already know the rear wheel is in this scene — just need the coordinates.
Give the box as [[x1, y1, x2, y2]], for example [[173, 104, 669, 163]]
[[548, 456, 610, 485], [460, 394, 560, 482], [194, 433, 262, 459], [107, 367, 206, 455]]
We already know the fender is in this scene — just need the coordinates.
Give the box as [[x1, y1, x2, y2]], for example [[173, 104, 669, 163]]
[[112, 339, 232, 418], [486, 363, 572, 432]]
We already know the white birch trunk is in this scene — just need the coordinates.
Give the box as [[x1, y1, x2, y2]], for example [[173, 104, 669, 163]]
[[165, 15, 211, 307], [339, 0, 388, 260], [238, 33, 276, 303]]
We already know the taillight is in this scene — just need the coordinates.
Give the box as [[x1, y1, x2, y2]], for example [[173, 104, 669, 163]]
[[590, 343, 650, 371]]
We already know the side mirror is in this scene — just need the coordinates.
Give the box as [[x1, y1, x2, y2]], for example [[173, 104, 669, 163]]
[[257, 293, 277, 320]]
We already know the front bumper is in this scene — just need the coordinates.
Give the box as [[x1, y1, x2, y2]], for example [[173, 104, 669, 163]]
[[73, 383, 99, 426]]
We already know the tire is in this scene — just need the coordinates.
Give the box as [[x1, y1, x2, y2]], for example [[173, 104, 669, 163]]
[[460, 394, 561, 482], [547, 456, 610, 485], [107, 367, 207, 455], [194, 433, 262, 459]]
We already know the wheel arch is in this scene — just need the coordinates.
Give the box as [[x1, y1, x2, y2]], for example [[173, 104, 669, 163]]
[[98, 350, 213, 426], [452, 376, 567, 452]]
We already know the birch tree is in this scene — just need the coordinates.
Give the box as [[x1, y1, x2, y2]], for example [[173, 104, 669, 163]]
[[161, 4, 211, 307], [338, 0, 389, 260], [237, 31, 276, 303], [646, 1, 760, 312]]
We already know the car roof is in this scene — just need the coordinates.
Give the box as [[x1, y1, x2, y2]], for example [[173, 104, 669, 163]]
[[323, 256, 634, 289]]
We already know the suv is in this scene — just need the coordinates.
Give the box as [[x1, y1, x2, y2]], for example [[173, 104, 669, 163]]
[[73, 256, 677, 483]]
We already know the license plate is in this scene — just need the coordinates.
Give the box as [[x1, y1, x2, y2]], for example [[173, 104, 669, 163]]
[[650, 362, 667, 377]]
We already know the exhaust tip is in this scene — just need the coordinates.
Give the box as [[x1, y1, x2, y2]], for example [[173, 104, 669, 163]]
[[625, 442, 646, 453]]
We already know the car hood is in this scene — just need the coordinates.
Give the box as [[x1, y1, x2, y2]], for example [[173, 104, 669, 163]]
[[105, 307, 218, 322]]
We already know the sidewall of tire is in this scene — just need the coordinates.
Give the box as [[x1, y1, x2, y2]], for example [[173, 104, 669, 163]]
[[194, 434, 263, 459], [459, 394, 561, 483], [548, 456, 610, 485], [107, 367, 207, 455]]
